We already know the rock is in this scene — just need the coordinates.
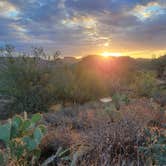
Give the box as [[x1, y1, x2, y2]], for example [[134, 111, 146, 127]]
[[100, 97, 112, 103]]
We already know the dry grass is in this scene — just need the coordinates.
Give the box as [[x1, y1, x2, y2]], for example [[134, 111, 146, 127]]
[[40, 98, 165, 165]]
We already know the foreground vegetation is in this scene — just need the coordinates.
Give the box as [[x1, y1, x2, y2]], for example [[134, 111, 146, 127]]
[[0, 45, 165, 165], [0, 113, 46, 165]]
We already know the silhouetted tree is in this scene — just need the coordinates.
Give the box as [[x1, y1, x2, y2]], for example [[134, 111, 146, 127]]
[[152, 55, 166, 78]]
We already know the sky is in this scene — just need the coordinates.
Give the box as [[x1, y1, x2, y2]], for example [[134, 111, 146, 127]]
[[0, 0, 166, 58]]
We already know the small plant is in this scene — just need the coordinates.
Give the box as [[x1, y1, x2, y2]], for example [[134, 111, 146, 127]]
[[139, 127, 166, 166], [112, 92, 130, 110], [102, 93, 130, 121], [0, 113, 46, 165]]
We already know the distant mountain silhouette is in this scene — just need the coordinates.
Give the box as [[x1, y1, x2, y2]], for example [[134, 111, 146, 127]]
[[76, 55, 136, 76], [0, 54, 165, 73]]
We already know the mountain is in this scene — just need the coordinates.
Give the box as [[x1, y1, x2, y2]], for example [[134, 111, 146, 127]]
[[76, 55, 136, 75]]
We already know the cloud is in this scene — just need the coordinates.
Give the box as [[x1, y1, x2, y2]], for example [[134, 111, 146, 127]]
[[0, 1, 20, 19], [0, 0, 165, 57], [65, 0, 109, 12], [131, 1, 166, 20]]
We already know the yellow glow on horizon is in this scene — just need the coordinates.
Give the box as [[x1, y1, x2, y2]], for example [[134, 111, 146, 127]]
[[73, 49, 166, 59], [101, 52, 122, 57], [75, 56, 82, 59], [95, 49, 166, 59]]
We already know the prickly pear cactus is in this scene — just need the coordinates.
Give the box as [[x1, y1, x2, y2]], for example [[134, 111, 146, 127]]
[[0, 122, 11, 144], [0, 113, 46, 165]]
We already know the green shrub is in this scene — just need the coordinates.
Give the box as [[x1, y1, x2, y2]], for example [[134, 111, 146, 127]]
[[112, 93, 130, 110], [0, 113, 46, 165], [151, 55, 166, 78], [51, 66, 108, 104], [50, 66, 77, 103], [0, 46, 52, 115], [74, 69, 108, 102], [131, 71, 157, 97]]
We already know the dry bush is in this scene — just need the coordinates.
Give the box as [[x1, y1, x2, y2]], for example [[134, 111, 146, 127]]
[[121, 98, 160, 127], [41, 98, 164, 166], [40, 126, 81, 164], [43, 102, 103, 130], [75, 116, 144, 166]]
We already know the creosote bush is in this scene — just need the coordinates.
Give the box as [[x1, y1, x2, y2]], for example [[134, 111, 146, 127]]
[[131, 71, 157, 97], [0, 46, 53, 116], [152, 55, 166, 78], [49, 66, 109, 104]]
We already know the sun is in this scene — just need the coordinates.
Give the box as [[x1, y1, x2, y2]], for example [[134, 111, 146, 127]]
[[101, 52, 122, 57]]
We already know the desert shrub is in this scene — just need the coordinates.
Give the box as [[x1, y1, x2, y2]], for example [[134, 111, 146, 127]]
[[74, 69, 108, 103], [50, 66, 77, 103], [151, 55, 166, 78], [152, 89, 166, 107], [42, 98, 163, 166], [0, 113, 46, 166], [43, 106, 93, 131], [111, 93, 130, 110], [0, 46, 136, 110], [131, 71, 157, 97], [0, 46, 52, 115], [51, 66, 108, 104], [74, 116, 143, 166]]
